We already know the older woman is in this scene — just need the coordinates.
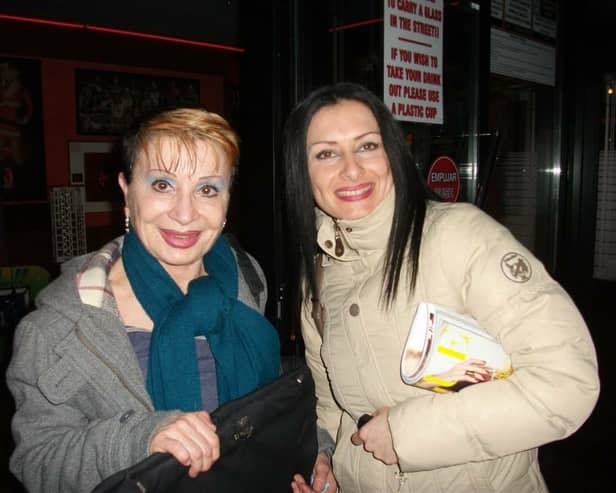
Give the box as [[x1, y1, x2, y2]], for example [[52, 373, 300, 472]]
[[7, 107, 281, 492], [283, 82, 599, 493]]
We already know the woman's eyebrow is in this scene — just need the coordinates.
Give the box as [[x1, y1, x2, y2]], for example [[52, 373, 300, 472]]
[[353, 130, 381, 140], [196, 176, 227, 186], [198, 175, 225, 180], [308, 139, 337, 147], [308, 131, 381, 148]]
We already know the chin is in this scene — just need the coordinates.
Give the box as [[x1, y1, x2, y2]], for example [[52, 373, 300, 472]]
[[332, 196, 379, 219], [338, 207, 373, 221], [160, 248, 200, 264]]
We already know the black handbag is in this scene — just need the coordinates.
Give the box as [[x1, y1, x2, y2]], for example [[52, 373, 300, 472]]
[[92, 364, 317, 493]]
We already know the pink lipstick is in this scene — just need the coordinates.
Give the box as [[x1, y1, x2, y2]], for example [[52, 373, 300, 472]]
[[335, 183, 374, 202], [160, 229, 201, 249]]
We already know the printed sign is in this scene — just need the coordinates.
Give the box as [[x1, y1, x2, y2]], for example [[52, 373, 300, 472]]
[[383, 0, 444, 124], [427, 155, 459, 202]]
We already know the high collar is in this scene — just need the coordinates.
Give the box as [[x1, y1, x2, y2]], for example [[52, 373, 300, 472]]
[[315, 187, 395, 261]]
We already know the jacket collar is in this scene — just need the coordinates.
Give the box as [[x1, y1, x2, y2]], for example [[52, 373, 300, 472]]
[[315, 187, 395, 260]]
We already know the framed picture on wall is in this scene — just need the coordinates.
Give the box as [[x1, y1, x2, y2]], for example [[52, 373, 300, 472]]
[[0, 56, 46, 201], [75, 69, 201, 135], [69, 141, 123, 212]]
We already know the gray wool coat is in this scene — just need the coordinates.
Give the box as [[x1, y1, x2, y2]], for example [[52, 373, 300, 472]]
[[7, 238, 268, 493]]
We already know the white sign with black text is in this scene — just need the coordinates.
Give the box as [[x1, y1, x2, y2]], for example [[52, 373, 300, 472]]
[[383, 0, 444, 124]]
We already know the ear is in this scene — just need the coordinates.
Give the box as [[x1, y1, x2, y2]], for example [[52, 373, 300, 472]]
[[118, 172, 129, 201]]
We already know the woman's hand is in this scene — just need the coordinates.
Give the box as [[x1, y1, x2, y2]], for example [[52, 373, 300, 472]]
[[291, 452, 337, 493], [350, 407, 398, 465], [149, 411, 220, 478]]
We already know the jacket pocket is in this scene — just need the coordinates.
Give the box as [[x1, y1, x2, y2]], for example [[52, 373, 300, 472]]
[[38, 356, 87, 404]]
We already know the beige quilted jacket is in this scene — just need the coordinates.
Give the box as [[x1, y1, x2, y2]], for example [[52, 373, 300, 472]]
[[302, 190, 599, 493]]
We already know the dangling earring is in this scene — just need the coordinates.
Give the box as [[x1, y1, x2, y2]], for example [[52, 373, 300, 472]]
[[222, 219, 227, 230], [124, 214, 130, 233]]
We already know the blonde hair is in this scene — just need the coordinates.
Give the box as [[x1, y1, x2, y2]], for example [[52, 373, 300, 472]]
[[122, 107, 239, 182]]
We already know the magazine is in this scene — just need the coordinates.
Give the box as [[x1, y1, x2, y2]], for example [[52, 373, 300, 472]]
[[401, 303, 513, 393]]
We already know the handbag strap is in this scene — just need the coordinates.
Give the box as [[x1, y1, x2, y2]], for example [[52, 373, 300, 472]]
[[310, 253, 325, 337], [224, 233, 264, 306]]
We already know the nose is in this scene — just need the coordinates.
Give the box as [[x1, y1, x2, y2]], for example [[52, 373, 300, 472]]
[[340, 152, 362, 180], [169, 191, 197, 224]]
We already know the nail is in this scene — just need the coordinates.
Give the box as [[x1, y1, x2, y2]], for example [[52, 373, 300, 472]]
[[357, 413, 373, 429]]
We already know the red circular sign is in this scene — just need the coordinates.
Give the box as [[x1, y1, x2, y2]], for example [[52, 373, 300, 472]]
[[427, 156, 460, 202]]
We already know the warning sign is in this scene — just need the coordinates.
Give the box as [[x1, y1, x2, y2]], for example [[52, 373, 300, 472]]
[[383, 0, 444, 124], [427, 156, 459, 202]]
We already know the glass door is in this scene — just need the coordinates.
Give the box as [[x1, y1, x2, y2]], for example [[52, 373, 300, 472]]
[[485, 77, 560, 265], [593, 74, 616, 280], [402, 0, 484, 204], [484, 1, 561, 269]]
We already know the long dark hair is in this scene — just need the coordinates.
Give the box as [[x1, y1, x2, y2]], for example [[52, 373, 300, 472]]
[[283, 82, 432, 308]]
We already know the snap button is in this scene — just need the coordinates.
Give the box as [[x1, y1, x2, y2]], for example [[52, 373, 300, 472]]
[[324, 240, 333, 248], [120, 409, 135, 423], [349, 304, 360, 316]]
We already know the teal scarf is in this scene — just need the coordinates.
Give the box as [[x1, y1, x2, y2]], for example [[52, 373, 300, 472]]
[[122, 229, 280, 411]]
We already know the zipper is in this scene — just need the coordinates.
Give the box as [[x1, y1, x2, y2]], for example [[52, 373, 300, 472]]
[[76, 326, 153, 411]]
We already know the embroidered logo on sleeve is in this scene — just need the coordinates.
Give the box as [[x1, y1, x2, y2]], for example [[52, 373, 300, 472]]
[[501, 252, 532, 283]]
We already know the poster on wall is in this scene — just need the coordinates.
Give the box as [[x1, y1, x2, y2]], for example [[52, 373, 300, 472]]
[[0, 57, 46, 201], [68, 141, 123, 212], [383, 0, 444, 124], [75, 69, 201, 135]]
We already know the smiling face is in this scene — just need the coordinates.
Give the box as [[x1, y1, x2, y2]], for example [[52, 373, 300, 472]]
[[119, 136, 231, 281], [306, 99, 393, 221]]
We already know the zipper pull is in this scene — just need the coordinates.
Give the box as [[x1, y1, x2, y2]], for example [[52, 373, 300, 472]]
[[395, 471, 408, 491], [334, 221, 345, 256]]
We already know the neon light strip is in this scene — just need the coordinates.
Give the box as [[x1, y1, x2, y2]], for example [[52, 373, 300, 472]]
[[0, 13, 82, 28], [329, 17, 383, 32], [86, 25, 244, 52], [0, 13, 245, 53]]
